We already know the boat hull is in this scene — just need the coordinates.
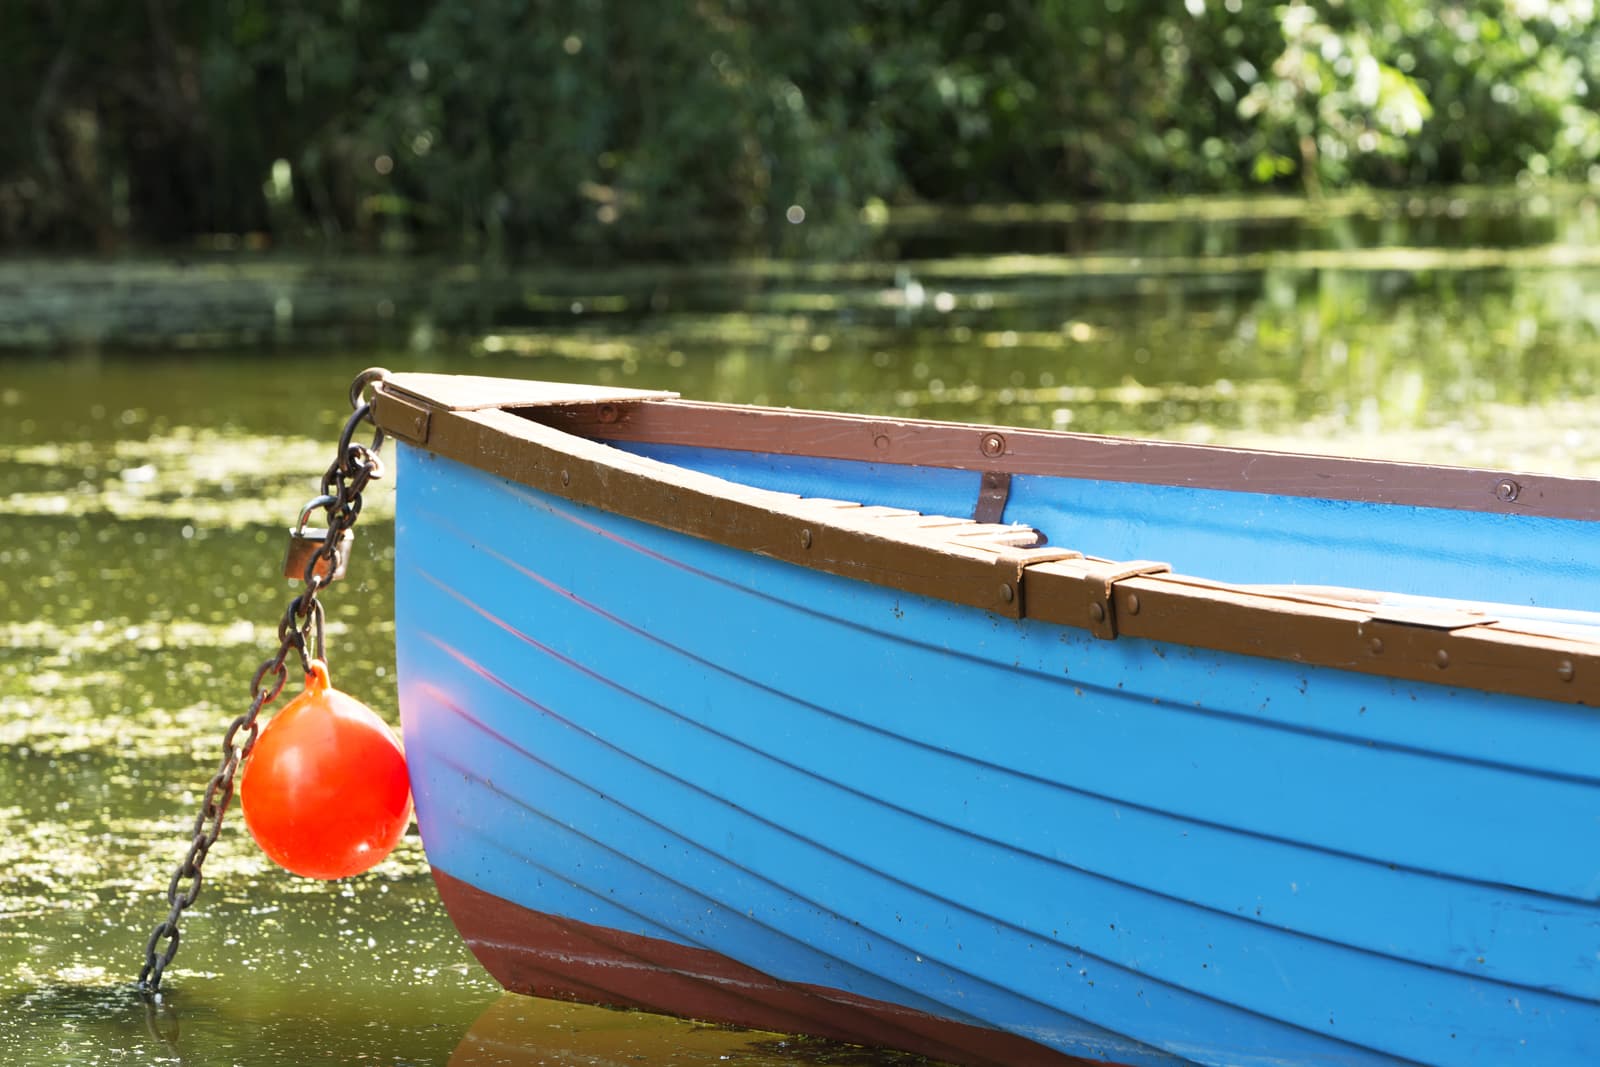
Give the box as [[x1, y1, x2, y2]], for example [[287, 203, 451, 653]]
[[434, 870, 1091, 1066], [394, 442, 1600, 1067]]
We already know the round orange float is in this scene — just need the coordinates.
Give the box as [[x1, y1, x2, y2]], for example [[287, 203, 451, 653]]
[[240, 660, 412, 879]]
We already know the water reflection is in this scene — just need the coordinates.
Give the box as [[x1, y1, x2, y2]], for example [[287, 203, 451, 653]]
[[3, 983, 181, 1063], [451, 994, 934, 1067], [465, 252, 1600, 473]]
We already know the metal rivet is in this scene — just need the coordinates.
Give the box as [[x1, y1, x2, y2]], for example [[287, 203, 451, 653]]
[[999, 583, 1015, 604], [560, 470, 571, 487], [1125, 593, 1140, 616], [1557, 659, 1575, 683], [1494, 478, 1520, 503], [980, 432, 1006, 458], [1435, 649, 1450, 669], [1369, 637, 1384, 655], [799, 528, 812, 549], [1089, 602, 1106, 623], [598, 403, 619, 424]]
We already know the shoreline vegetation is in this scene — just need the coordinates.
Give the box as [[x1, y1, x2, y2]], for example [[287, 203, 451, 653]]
[[1, 181, 1597, 350], [1, 180, 1597, 351], [7, 2, 1600, 259]]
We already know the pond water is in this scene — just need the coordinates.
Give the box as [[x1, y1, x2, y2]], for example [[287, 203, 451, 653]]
[[3, 189, 1599, 1066]]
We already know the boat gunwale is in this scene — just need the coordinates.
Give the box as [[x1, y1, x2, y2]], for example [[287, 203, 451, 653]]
[[372, 375, 1600, 706], [544, 396, 1600, 522]]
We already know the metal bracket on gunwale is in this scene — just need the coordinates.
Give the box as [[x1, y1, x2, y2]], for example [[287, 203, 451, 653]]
[[1083, 559, 1173, 639], [973, 471, 1011, 524]]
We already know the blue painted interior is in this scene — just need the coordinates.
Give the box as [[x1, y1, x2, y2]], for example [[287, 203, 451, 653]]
[[614, 441, 1600, 610], [395, 444, 1600, 1067]]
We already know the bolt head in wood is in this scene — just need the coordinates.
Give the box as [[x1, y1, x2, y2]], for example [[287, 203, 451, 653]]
[[980, 432, 1006, 458], [1089, 602, 1106, 623]]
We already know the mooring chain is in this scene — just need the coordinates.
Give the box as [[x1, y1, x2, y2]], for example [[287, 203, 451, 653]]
[[137, 367, 390, 994]]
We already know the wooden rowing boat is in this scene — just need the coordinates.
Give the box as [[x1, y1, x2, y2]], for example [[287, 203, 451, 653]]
[[371, 373, 1600, 1067]]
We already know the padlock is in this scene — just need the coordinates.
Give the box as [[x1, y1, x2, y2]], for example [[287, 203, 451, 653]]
[[283, 495, 354, 584]]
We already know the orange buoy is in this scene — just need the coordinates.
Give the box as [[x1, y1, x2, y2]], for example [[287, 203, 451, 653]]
[[240, 660, 412, 879]]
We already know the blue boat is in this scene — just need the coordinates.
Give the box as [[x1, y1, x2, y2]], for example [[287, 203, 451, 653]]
[[372, 373, 1600, 1067]]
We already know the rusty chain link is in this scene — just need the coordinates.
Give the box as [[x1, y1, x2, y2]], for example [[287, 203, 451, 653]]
[[137, 367, 390, 994]]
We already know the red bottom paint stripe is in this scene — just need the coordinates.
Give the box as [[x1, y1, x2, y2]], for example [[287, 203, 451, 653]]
[[433, 868, 1111, 1067]]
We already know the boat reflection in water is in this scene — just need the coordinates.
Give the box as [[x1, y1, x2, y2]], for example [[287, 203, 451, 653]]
[[450, 993, 936, 1067]]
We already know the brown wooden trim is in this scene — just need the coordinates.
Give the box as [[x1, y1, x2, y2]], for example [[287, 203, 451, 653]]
[[1026, 564, 1599, 705], [383, 396, 1066, 619], [386, 371, 675, 412], [374, 376, 1600, 706], [540, 398, 1600, 522]]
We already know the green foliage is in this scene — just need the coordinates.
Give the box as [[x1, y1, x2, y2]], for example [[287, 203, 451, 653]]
[[359, 0, 901, 254], [3, 0, 1600, 255], [1239, 3, 1433, 189]]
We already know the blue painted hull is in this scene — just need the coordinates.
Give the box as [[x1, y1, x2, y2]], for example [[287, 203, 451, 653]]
[[393, 434, 1600, 1067]]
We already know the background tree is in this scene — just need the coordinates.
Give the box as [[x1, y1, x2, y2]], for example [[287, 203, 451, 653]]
[[2, 0, 1598, 255]]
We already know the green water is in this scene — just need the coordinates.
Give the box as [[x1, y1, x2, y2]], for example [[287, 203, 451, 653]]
[[3, 190, 1599, 1066]]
